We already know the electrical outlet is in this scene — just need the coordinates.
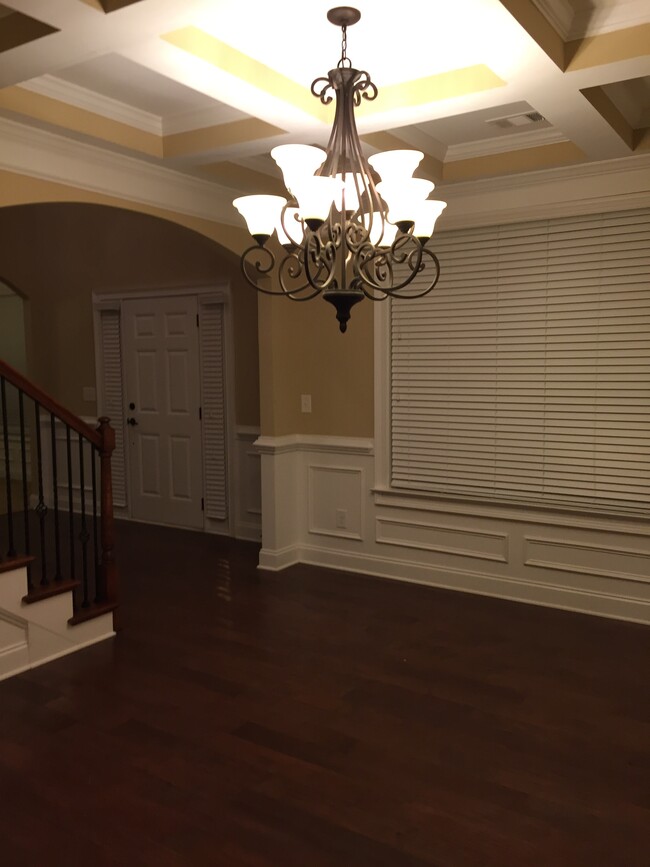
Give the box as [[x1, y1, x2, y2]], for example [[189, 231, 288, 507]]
[[335, 509, 347, 528], [301, 394, 312, 413]]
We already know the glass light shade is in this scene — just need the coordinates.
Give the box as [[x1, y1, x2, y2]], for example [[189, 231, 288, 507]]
[[368, 150, 424, 183], [365, 214, 398, 247], [295, 176, 341, 222], [233, 194, 287, 238], [377, 179, 435, 223], [413, 200, 447, 239], [276, 207, 302, 246], [335, 172, 364, 213], [270, 144, 326, 194]]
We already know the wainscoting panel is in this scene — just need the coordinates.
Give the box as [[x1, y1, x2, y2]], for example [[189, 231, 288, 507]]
[[235, 427, 261, 542], [376, 516, 509, 562], [308, 465, 364, 541], [256, 435, 650, 624]]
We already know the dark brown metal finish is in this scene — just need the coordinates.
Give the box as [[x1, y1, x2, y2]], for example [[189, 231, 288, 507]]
[[327, 6, 361, 27]]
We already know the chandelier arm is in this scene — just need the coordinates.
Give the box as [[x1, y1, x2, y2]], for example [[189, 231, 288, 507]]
[[352, 236, 425, 294], [304, 232, 338, 292], [277, 250, 324, 301]]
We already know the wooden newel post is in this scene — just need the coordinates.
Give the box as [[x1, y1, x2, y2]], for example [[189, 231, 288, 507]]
[[97, 417, 118, 609]]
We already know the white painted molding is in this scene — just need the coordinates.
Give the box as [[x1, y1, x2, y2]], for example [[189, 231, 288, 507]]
[[532, 0, 650, 39], [373, 490, 650, 537], [0, 117, 241, 227], [292, 543, 650, 626], [162, 103, 247, 136], [236, 425, 261, 438], [254, 434, 375, 456], [436, 153, 650, 229], [20, 75, 163, 136], [445, 128, 568, 161]]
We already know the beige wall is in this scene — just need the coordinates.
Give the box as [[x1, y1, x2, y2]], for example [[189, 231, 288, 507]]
[[258, 285, 374, 438], [0, 201, 260, 427], [0, 285, 27, 373]]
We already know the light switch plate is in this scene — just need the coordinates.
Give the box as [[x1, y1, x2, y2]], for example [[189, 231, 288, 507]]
[[301, 394, 312, 413]]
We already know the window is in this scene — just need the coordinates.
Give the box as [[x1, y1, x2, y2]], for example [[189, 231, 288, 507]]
[[390, 207, 650, 516]]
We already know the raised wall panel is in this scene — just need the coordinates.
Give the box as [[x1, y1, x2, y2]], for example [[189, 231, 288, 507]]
[[524, 536, 650, 585], [376, 516, 509, 562], [308, 464, 364, 541]]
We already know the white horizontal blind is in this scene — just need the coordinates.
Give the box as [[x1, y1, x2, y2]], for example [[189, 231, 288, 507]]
[[98, 308, 127, 508], [200, 302, 227, 520], [391, 207, 650, 515]]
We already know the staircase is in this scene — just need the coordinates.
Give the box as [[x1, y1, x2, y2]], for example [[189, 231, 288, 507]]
[[0, 359, 118, 680]]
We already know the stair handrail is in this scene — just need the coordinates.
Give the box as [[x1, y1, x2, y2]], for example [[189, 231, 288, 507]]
[[0, 359, 102, 447], [0, 356, 117, 613]]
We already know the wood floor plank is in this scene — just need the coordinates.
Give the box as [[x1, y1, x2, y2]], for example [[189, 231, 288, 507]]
[[0, 519, 649, 865]]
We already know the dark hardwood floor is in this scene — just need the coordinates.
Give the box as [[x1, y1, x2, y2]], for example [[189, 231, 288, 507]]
[[1, 520, 649, 866]]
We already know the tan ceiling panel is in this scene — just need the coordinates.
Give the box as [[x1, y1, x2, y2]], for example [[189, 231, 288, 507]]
[[581, 86, 635, 149], [566, 23, 650, 70], [163, 117, 286, 159], [0, 9, 58, 54], [444, 140, 585, 181], [199, 162, 285, 195], [0, 86, 162, 156]]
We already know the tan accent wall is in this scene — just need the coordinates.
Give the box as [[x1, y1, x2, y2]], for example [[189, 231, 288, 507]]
[[443, 141, 585, 181], [0, 172, 259, 427], [258, 286, 374, 438]]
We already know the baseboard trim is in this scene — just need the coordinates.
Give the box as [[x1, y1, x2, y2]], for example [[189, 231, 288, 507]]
[[258, 545, 301, 571], [268, 543, 650, 625], [0, 630, 115, 682]]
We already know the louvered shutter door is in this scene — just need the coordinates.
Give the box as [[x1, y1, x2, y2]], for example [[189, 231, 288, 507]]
[[200, 302, 227, 519], [390, 207, 650, 516], [99, 308, 127, 507]]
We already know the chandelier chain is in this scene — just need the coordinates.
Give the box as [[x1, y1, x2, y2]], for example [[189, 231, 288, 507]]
[[338, 25, 351, 69]]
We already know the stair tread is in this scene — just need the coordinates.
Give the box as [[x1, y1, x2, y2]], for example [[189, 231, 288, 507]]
[[23, 578, 80, 604], [0, 555, 35, 575], [68, 601, 118, 626]]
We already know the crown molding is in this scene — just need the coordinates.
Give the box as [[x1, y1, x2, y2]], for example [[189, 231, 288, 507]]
[[445, 128, 567, 161], [20, 75, 163, 136], [438, 152, 650, 229], [0, 116, 240, 226], [533, 0, 650, 39], [531, 0, 574, 39]]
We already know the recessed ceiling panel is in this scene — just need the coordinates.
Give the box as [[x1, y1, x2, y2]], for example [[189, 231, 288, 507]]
[[602, 76, 650, 129], [0, 4, 58, 53], [54, 53, 247, 121]]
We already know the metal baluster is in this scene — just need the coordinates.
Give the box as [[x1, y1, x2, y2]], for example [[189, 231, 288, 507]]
[[18, 391, 31, 590], [91, 446, 100, 603], [34, 403, 48, 586], [1, 378, 16, 557], [66, 426, 75, 588], [50, 413, 62, 582], [78, 434, 89, 607]]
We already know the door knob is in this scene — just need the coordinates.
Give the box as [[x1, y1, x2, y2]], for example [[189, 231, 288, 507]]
[[126, 417, 138, 426]]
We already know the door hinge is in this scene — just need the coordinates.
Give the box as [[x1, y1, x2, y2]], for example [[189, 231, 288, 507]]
[[199, 406, 202, 420], [196, 313, 199, 327], [201, 497, 204, 511]]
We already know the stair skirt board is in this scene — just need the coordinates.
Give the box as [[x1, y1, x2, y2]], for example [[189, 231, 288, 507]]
[[0, 566, 115, 681]]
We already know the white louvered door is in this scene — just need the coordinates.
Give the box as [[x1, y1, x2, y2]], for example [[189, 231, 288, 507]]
[[390, 207, 650, 516]]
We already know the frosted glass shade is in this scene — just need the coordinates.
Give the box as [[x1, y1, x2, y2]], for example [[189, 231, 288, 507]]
[[377, 179, 435, 223], [295, 176, 341, 223], [270, 144, 326, 194], [413, 200, 447, 239], [366, 216, 398, 247], [233, 195, 287, 239], [368, 150, 424, 183], [276, 207, 302, 246], [335, 172, 364, 213]]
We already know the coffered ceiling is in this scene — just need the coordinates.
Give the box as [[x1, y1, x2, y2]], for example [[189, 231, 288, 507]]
[[0, 0, 648, 225]]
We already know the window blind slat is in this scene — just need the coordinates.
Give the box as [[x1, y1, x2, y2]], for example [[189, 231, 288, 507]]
[[390, 207, 650, 514]]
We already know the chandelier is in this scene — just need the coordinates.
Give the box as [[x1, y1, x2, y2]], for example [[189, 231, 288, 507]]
[[233, 6, 447, 333]]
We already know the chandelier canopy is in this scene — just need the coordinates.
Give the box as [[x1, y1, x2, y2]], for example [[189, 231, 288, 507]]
[[233, 6, 447, 333]]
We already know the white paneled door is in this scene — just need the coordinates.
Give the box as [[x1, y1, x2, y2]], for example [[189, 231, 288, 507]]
[[122, 296, 203, 529]]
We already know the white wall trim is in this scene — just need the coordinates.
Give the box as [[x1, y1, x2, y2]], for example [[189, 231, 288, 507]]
[[0, 116, 240, 227], [20, 76, 163, 136], [445, 128, 568, 161], [255, 434, 374, 456]]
